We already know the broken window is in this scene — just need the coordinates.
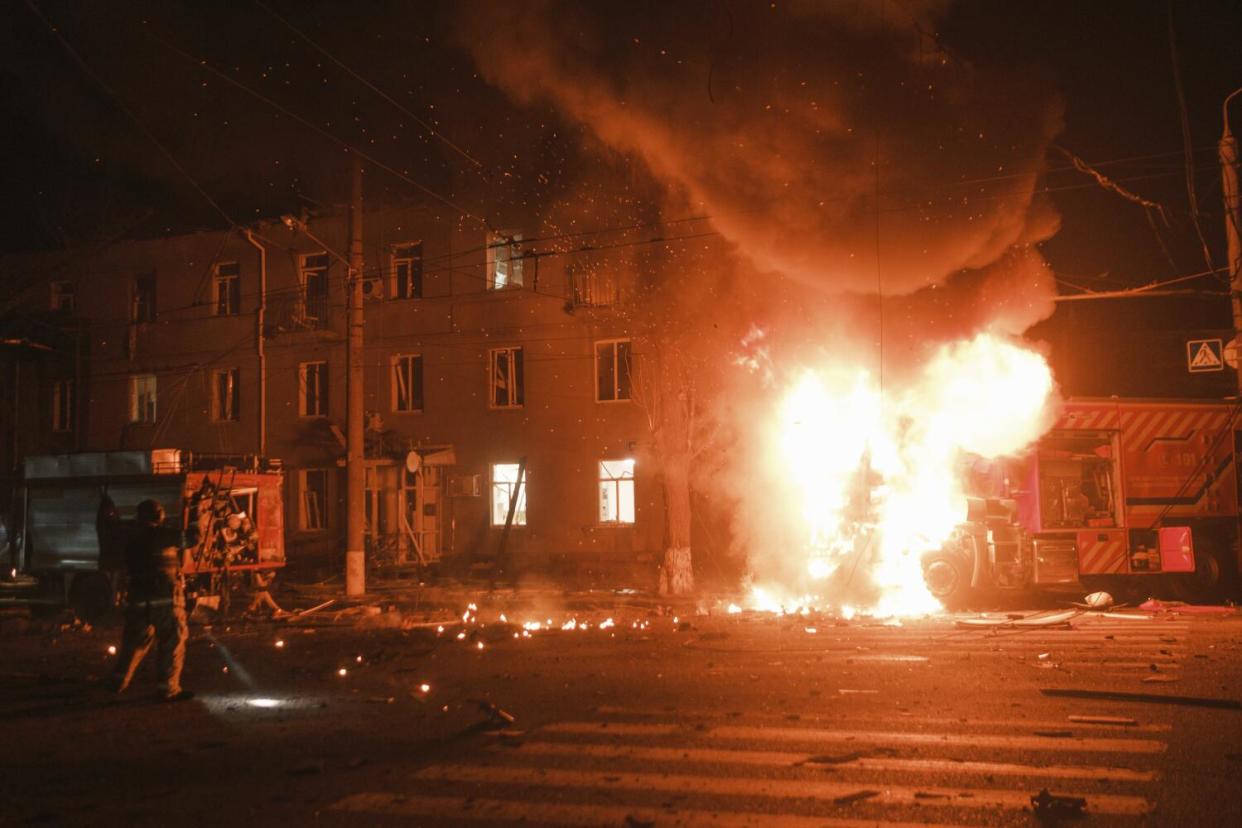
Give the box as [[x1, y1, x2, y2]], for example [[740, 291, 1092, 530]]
[[1037, 433, 1118, 529], [299, 469, 327, 531], [299, 361, 328, 417], [213, 367, 240, 422], [213, 261, 241, 316], [490, 462, 527, 526], [51, 378, 74, 433], [129, 374, 157, 423], [486, 231, 523, 290], [391, 353, 424, 412], [599, 459, 636, 524], [131, 275, 156, 323], [50, 281, 75, 313], [596, 339, 633, 402], [489, 347, 524, 408], [300, 253, 330, 322], [392, 242, 423, 299]]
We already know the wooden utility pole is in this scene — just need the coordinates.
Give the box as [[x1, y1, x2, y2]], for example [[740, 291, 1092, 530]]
[[345, 158, 366, 596]]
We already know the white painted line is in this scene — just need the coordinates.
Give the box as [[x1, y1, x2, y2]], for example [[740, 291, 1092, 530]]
[[591, 706, 1173, 732], [330, 792, 977, 827], [544, 722, 1166, 755], [512, 739, 1160, 782], [412, 764, 1155, 816]]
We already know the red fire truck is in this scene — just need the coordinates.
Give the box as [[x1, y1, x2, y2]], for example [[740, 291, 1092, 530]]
[[923, 398, 1241, 607]]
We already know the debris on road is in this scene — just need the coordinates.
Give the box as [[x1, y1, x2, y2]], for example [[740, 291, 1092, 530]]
[[1041, 688, 1242, 710], [833, 789, 880, 805], [1138, 599, 1236, 616], [470, 698, 516, 728], [956, 610, 1078, 629], [1030, 788, 1087, 819]]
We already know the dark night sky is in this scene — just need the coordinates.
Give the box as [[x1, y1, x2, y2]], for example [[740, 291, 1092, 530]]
[[2, 0, 1241, 297]]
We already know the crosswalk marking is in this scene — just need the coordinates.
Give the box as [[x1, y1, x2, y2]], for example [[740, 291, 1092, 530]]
[[330, 792, 977, 827], [411, 764, 1156, 816], [511, 739, 1160, 782], [545, 721, 1168, 754]]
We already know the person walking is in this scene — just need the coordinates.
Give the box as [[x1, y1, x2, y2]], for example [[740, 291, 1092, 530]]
[[106, 499, 193, 702]]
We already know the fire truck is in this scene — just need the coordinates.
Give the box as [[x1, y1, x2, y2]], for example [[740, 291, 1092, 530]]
[[922, 398, 1241, 607], [1, 449, 285, 621]]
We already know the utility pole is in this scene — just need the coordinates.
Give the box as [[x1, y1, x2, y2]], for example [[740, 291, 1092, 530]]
[[1222, 88, 1242, 395], [345, 157, 366, 596]]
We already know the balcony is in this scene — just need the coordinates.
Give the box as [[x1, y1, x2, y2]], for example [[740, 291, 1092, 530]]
[[267, 291, 330, 333]]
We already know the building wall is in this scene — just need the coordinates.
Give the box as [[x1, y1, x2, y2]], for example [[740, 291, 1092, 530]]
[[0, 204, 663, 581]]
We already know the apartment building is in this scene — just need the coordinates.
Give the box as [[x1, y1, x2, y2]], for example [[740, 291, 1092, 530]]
[[0, 203, 666, 582]]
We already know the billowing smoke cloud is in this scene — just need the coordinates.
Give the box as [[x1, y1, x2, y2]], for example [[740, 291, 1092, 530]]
[[458, 0, 1062, 304]]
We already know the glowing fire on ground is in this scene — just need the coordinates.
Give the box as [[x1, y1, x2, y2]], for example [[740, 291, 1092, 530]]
[[749, 332, 1055, 617]]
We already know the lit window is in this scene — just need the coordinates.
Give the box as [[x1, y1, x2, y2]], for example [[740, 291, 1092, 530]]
[[213, 367, 240, 422], [391, 354, 424, 412], [392, 243, 423, 299], [599, 459, 635, 524], [213, 262, 240, 316], [489, 347, 524, 408], [299, 469, 327, 531], [129, 374, 157, 423], [491, 463, 527, 526], [596, 339, 633, 402], [52, 379, 74, 433], [300, 253, 330, 321], [51, 281, 75, 313], [486, 231, 523, 290], [299, 361, 328, 417], [131, 275, 156, 323]]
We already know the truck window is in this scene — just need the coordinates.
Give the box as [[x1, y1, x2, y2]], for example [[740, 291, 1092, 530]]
[[1038, 434, 1117, 529]]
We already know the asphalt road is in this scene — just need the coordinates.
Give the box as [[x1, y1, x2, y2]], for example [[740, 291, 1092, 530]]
[[2, 601, 1241, 827]]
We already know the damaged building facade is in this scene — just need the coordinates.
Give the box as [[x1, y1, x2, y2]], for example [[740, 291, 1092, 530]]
[[0, 204, 668, 583]]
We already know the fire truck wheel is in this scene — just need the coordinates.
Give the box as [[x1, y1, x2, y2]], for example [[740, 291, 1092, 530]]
[[1186, 545, 1228, 602], [922, 552, 973, 610]]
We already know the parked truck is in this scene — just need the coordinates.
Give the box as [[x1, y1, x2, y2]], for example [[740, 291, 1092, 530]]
[[923, 398, 1241, 607], [1, 449, 285, 621]]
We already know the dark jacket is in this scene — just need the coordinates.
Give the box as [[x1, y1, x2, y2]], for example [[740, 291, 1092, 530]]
[[124, 523, 185, 604]]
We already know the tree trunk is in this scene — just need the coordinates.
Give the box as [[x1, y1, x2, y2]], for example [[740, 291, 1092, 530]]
[[659, 456, 695, 595]]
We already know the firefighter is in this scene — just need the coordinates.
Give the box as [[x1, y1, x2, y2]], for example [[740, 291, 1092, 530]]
[[106, 499, 193, 702]]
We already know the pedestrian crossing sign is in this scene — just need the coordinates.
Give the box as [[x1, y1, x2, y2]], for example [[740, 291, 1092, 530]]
[[1187, 338, 1224, 373]]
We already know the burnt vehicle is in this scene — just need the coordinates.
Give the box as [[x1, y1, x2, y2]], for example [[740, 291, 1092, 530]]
[[923, 398, 1240, 607], [1, 450, 285, 621]]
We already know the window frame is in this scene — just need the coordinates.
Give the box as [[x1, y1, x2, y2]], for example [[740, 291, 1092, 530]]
[[595, 339, 633, 403], [131, 275, 156, 323], [390, 353, 425, 413], [390, 242, 424, 300], [488, 346, 525, 409], [298, 360, 329, 418], [51, 378, 74, 433], [298, 468, 328, 532], [598, 459, 636, 525], [50, 281, 76, 313], [212, 367, 241, 422], [128, 374, 157, 424], [212, 261, 241, 317], [490, 462, 528, 527], [486, 231, 524, 291], [299, 252, 330, 321]]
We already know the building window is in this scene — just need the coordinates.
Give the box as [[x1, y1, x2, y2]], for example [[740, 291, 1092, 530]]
[[129, 374, 157, 423], [486, 231, 523, 290], [213, 261, 241, 316], [299, 469, 328, 531], [489, 347, 524, 408], [596, 339, 633, 402], [392, 242, 423, 299], [299, 361, 328, 417], [300, 253, 330, 321], [131, 275, 156, 323], [52, 379, 74, 433], [51, 281, 75, 312], [391, 354, 424, 412], [212, 367, 240, 422], [599, 459, 636, 524], [490, 462, 527, 526]]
